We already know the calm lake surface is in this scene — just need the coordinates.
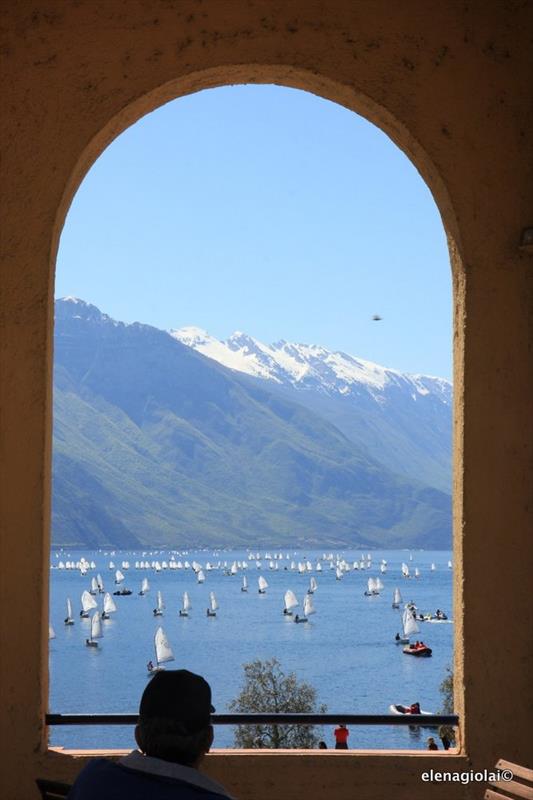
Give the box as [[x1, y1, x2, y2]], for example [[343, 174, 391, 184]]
[[49, 548, 453, 750]]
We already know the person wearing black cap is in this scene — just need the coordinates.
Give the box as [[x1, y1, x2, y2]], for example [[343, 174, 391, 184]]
[[67, 670, 233, 799]]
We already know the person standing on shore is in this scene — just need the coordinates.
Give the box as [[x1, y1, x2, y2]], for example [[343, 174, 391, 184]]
[[334, 723, 349, 749]]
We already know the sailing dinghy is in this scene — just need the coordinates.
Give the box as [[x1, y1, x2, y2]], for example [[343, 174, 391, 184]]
[[283, 589, 298, 616], [392, 587, 402, 609], [258, 576, 268, 594], [64, 597, 74, 625], [308, 577, 318, 594], [295, 594, 315, 623], [139, 577, 150, 596], [179, 591, 191, 617], [148, 626, 175, 675], [80, 590, 97, 618], [86, 611, 102, 647], [153, 590, 164, 617], [101, 592, 117, 619], [241, 576, 248, 592], [395, 606, 419, 644], [207, 592, 218, 617]]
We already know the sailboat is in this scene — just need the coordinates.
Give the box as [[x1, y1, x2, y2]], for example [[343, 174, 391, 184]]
[[49, 624, 56, 640], [101, 592, 117, 619], [197, 569, 206, 584], [414, 567, 420, 579], [395, 606, 419, 645], [283, 589, 298, 616], [86, 611, 102, 647], [96, 573, 104, 593], [295, 594, 315, 623], [401, 562, 410, 579], [80, 589, 97, 618], [335, 567, 343, 581], [392, 587, 402, 609], [364, 577, 379, 596], [308, 576, 318, 595], [153, 590, 164, 617], [89, 577, 98, 595], [241, 576, 248, 592], [147, 627, 175, 675], [258, 576, 268, 594], [113, 568, 132, 595], [207, 591, 218, 617], [64, 597, 74, 625], [139, 577, 150, 596], [179, 591, 191, 617], [430, 562, 436, 572]]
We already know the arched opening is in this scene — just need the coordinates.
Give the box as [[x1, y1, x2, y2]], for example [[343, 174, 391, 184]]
[[46, 73, 462, 752]]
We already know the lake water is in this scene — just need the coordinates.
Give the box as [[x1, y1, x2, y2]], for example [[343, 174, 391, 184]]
[[49, 548, 453, 751]]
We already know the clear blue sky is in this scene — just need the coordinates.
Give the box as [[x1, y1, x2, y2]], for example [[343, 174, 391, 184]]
[[56, 84, 452, 379]]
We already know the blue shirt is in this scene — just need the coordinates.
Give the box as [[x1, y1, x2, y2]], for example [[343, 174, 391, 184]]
[[67, 750, 234, 800]]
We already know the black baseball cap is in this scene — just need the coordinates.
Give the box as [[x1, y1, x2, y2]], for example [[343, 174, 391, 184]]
[[139, 670, 215, 733]]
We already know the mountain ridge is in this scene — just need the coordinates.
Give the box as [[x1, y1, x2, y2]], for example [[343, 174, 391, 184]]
[[52, 298, 452, 549]]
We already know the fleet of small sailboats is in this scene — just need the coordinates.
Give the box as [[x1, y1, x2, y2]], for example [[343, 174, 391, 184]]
[[50, 552, 451, 670]]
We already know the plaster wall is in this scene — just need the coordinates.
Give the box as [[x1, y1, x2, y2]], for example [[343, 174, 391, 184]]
[[1, 2, 532, 799]]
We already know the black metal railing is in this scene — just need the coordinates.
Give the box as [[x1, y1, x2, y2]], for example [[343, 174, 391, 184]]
[[46, 712, 458, 727]]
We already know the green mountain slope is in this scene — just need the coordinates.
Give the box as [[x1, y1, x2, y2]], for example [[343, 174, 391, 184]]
[[52, 299, 451, 548]]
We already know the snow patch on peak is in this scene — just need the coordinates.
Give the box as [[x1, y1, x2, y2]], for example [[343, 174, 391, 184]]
[[59, 296, 85, 305], [170, 324, 451, 404]]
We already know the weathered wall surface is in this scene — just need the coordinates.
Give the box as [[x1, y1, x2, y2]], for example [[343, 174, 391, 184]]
[[1, 2, 532, 798]]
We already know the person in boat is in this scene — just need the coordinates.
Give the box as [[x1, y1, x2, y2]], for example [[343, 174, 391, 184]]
[[427, 737, 439, 750], [395, 633, 401, 641], [409, 702, 421, 714], [147, 660, 154, 672], [294, 614, 300, 623], [66, 669, 232, 800], [334, 723, 349, 750]]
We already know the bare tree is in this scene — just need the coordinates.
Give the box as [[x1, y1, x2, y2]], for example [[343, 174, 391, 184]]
[[229, 657, 327, 748]]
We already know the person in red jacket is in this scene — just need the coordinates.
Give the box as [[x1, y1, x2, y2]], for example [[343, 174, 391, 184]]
[[334, 723, 349, 749]]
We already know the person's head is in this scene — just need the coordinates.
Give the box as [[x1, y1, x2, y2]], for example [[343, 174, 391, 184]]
[[135, 670, 215, 767], [427, 737, 436, 747], [318, 741, 328, 749]]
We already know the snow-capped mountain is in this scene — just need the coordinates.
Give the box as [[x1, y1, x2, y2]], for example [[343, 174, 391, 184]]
[[170, 326, 451, 406]]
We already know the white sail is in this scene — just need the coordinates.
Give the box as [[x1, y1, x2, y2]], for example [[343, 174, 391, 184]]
[[401, 562, 410, 577], [154, 626, 174, 665], [367, 577, 376, 593], [90, 577, 98, 593], [448, 560, 453, 569], [242, 576, 248, 590], [115, 569, 125, 584], [108, 561, 115, 570], [376, 577, 384, 591], [90, 611, 103, 640], [49, 624, 56, 639], [430, 563, 436, 571], [81, 590, 98, 613], [96, 573, 104, 590], [380, 563, 387, 573], [393, 587, 402, 605], [197, 570, 205, 584], [258, 576, 268, 591], [157, 590, 164, 611], [66, 598, 73, 619], [335, 567, 343, 580], [209, 591, 219, 612], [141, 578, 150, 593], [284, 590, 299, 611], [103, 592, 117, 614], [402, 607, 420, 637], [414, 567, 420, 578], [230, 562, 238, 575], [309, 577, 318, 593], [303, 594, 315, 616], [316, 562, 322, 572], [183, 591, 191, 611]]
